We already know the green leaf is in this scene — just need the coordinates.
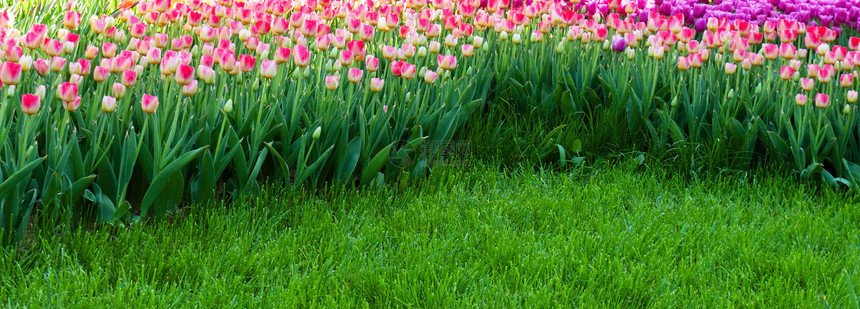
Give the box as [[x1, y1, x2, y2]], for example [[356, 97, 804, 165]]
[[139, 147, 206, 219], [361, 143, 394, 186]]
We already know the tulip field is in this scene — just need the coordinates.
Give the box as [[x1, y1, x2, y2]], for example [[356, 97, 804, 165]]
[[3, 0, 860, 305], [0, 0, 858, 242]]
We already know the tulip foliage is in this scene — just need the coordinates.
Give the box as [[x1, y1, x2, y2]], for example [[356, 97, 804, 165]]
[[1, 0, 860, 243]]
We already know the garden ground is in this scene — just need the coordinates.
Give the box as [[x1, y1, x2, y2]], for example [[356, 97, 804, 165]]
[[2, 160, 859, 307]]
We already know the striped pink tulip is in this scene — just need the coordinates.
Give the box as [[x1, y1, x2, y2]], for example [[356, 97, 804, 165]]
[[58, 82, 78, 103], [293, 45, 311, 67]]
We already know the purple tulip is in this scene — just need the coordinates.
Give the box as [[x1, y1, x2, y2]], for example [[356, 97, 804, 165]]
[[611, 36, 626, 53]]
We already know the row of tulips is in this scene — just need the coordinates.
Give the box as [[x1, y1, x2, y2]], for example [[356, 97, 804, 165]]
[[0, 0, 858, 243]]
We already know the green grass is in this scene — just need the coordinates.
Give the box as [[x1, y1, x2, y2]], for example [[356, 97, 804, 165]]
[[2, 161, 859, 307]]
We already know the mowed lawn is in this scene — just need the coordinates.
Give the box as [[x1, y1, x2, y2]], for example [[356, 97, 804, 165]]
[[2, 163, 859, 307]]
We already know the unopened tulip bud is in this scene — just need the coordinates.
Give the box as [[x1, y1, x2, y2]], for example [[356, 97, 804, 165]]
[[224, 99, 233, 113], [35, 85, 46, 99], [512, 33, 521, 44], [728, 89, 735, 99], [312, 126, 321, 140], [844, 104, 851, 115]]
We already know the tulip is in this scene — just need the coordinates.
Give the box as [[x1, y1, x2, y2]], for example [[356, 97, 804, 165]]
[[223, 99, 233, 113], [293, 44, 311, 67], [19, 56, 32, 72], [324, 75, 339, 90], [424, 70, 438, 84], [347, 68, 363, 83], [365, 56, 380, 72], [112, 83, 126, 99], [462, 44, 475, 57], [370, 78, 384, 92], [401, 63, 417, 79], [63, 10, 81, 29], [32, 58, 49, 76], [725, 63, 737, 75], [6, 46, 22, 63], [274, 47, 291, 64], [182, 80, 198, 96], [763, 44, 779, 60], [50, 56, 67, 72], [121, 70, 138, 87], [70, 74, 84, 85], [141, 94, 159, 114], [815, 93, 830, 108], [0, 61, 22, 85], [677, 56, 690, 71], [741, 58, 752, 71], [611, 36, 626, 52], [102, 96, 117, 113], [795, 94, 807, 106], [21, 94, 41, 115], [438, 55, 457, 71], [58, 82, 78, 103], [780, 66, 795, 81], [849, 91, 858, 104], [175, 64, 195, 85], [841, 74, 854, 88], [260, 60, 277, 79], [64, 96, 81, 112]]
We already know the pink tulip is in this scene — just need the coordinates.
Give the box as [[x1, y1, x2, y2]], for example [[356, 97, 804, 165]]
[[21, 94, 41, 115], [34, 58, 49, 76], [677, 56, 690, 71], [23, 32, 42, 50], [130, 22, 147, 39], [841, 74, 854, 88], [43, 39, 63, 57], [437, 55, 457, 71], [382, 45, 397, 60], [238, 55, 255, 73], [102, 42, 118, 58], [348, 68, 363, 83], [121, 70, 138, 87], [370, 77, 384, 92], [64, 96, 81, 112], [779, 66, 795, 81], [725, 63, 737, 75], [141, 94, 159, 114], [112, 83, 126, 99], [6, 46, 22, 63], [175, 64, 195, 85], [0, 61, 22, 85], [401, 63, 417, 79], [763, 43, 779, 60], [274, 47, 291, 64], [365, 56, 379, 72], [461, 44, 475, 57], [197, 65, 216, 84], [50, 56, 67, 72], [260, 59, 277, 79], [182, 80, 198, 96], [324, 75, 339, 90], [815, 93, 830, 108], [293, 44, 311, 67], [102, 96, 117, 113], [795, 94, 807, 106], [58, 82, 78, 103], [63, 10, 81, 29], [848, 90, 858, 104], [359, 24, 374, 41], [424, 70, 438, 84]]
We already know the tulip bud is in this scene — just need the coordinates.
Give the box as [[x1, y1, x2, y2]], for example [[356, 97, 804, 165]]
[[224, 99, 233, 113], [844, 104, 852, 115], [727, 89, 735, 99], [6, 85, 16, 97], [671, 97, 678, 107], [35, 85, 46, 99], [755, 84, 762, 95], [625, 49, 635, 60], [312, 126, 321, 140], [512, 33, 521, 44]]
